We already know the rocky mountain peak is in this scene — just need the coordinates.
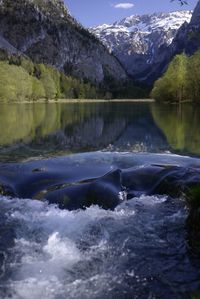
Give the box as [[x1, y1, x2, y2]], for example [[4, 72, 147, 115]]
[[114, 11, 192, 31], [28, 0, 72, 21], [190, 0, 200, 25], [169, 1, 200, 57], [2, 0, 72, 22], [91, 10, 192, 83]]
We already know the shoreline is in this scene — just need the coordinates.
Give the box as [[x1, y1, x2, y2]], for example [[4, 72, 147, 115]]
[[0, 98, 155, 104]]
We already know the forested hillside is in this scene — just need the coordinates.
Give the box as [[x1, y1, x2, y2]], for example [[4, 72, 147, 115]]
[[0, 50, 147, 101], [0, 50, 98, 101]]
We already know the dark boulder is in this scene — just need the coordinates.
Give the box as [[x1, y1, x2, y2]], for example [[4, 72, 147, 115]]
[[43, 169, 123, 210]]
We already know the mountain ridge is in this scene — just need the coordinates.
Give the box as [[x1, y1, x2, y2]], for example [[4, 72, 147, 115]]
[[171, 1, 200, 55], [150, 0, 200, 86], [0, 0, 127, 83], [91, 10, 192, 84]]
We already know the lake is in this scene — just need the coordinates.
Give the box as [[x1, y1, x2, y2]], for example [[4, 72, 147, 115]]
[[0, 101, 200, 299], [0, 101, 200, 160]]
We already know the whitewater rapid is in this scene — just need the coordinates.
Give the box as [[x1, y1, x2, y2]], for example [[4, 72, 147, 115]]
[[0, 193, 198, 299]]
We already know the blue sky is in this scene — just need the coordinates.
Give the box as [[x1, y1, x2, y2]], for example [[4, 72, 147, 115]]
[[65, 0, 198, 27]]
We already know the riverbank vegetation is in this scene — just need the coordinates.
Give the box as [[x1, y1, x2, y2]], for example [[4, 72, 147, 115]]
[[0, 50, 98, 101], [0, 50, 147, 101], [151, 50, 200, 103]]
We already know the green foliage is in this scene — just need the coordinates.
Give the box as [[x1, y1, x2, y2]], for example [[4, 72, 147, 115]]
[[60, 73, 75, 98], [0, 61, 32, 101], [32, 77, 46, 100], [39, 64, 57, 99], [151, 78, 174, 102], [152, 53, 188, 102], [152, 50, 200, 103], [186, 51, 200, 101], [0, 55, 100, 101], [0, 51, 147, 101], [20, 57, 34, 75], [47, 66, 61, 98], [101, 71, 148, 99]]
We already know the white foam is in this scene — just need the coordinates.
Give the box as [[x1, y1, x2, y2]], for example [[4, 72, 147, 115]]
[[44, 232, 81, 264], [137, 194, 168, 205], [0, 195, 186, 299], [10, 277, 63, 299]]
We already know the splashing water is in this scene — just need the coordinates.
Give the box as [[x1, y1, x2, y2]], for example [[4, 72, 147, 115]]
[[0, 194, 199, 299]]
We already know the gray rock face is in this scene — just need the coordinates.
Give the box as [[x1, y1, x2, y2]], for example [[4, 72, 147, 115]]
[[171, 1, 200, 55], [190, 0, 200, 26], [149, 1, 200, 85], [91, 11, 192, 84], [0, 0, 127, 83]]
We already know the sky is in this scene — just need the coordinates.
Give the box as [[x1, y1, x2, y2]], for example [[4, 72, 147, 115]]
[[65, 0, 198, 27]]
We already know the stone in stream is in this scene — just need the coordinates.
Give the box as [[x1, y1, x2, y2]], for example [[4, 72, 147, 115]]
[[122, 165, 200, 198], [0, 184, 15, 197], [42, 169, 124, 210], [1, 162, 200, 211], [122, 165, 181, 198]]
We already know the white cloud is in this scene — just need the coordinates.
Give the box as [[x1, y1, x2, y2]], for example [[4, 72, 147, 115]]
[[113, 2, 134, 9]]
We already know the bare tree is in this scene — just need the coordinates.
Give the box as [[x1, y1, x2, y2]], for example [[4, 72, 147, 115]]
[[171, 0, 188, 5]]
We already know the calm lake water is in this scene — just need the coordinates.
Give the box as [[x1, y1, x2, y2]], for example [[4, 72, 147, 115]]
[[0, 101, 200, 160], [0, 101, 200, 299]]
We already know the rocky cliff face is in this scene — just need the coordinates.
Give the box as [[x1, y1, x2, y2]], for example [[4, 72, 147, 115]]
[[171, 1, 200, 55], [91, 11, 192, 84], [149, 1, 200, 85], [0, 0, 127, 83]]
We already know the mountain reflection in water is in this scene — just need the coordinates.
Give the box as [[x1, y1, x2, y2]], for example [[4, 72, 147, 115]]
[[0, 102, 199, 160], [0, 102, 160, 160]]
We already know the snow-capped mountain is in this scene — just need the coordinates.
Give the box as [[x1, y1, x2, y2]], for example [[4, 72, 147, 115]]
[[91, 11, 192, 83]]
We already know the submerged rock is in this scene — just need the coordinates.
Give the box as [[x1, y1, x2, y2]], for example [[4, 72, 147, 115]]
[[122, 165, 200, 198], [44, 169, 123, 210], [0, 184, 15, 197], [1, 159, 200, 212]]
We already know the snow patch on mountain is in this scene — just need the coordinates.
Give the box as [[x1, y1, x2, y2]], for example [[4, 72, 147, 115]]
[[91, 11, 192, 83]]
